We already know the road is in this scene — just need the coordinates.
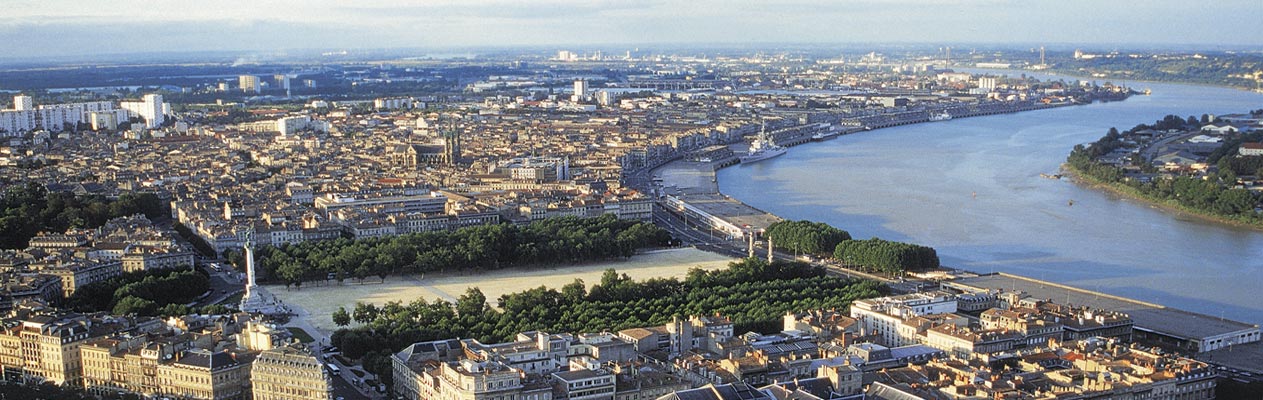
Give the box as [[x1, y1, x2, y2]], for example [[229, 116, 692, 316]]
[[194, 261, 383, 399], [194, 263, 243, 307], [293, 307, 383, 399]]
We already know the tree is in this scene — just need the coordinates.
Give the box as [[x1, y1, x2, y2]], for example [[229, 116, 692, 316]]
[[333, 306, 352, 327], [113, 296, 157, 316], [328, 259, 885, 361], [456, 288, 488, 318], [200, 304, 231, 315], [561, 279, 587, 303], [352, 302, 379, 324]]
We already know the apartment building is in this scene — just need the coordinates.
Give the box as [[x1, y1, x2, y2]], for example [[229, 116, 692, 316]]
[[250, 344, 332, 400]]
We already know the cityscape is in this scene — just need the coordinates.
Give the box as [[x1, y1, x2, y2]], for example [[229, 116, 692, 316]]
[[1, 1, 1262, 400]]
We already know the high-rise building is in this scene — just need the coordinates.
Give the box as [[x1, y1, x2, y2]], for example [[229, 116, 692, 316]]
[[13, 95, 33, 111], [596, 90, 618, 107], [119, 94, 166, 129], [572, 79, 589, 102], [273, 74, 290, 90], [239, 75, 261, 93], [978, 77, 998, 90], [0, 109, 37, 135], [250, 344, 332, 400]]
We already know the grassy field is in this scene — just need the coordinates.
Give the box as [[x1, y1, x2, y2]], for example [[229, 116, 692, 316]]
[[268, 247, 736, 333], [286, 327, 315, 343]]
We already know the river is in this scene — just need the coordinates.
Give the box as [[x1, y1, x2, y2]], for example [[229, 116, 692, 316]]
[[717, 73, 1263, 326]]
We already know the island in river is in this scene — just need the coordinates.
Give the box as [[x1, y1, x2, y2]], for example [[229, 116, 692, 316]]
[[1064, 111, 1263, 230]]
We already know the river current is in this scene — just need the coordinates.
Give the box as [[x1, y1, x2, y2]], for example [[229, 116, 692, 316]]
[[717, 73, 1263, 325]]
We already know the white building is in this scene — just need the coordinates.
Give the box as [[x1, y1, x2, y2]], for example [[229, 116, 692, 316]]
[[1240, 143, 1263, 156], [276, 115, 311, 135], [572, 79, 589, 102], [492, 156, 571, 182], [119, 94, 166, 129], [596, 90, 618, 107], [850, 292, 958, 347], [0, 110, 36, 136], [239, 75, 260, 93], [374, 97, 414, 110], [89, 110, 131, 131], [978, 77, 998, 90], [13, 95, 33, 111], [35, 101, 115, 131]]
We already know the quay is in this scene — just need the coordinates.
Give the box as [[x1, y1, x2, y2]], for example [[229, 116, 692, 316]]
[[944, 273, 1261, 355], [643, 91, 1263, 377]]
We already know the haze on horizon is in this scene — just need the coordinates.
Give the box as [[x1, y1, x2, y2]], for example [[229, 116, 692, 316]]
[[2, 0, 1261, 59]]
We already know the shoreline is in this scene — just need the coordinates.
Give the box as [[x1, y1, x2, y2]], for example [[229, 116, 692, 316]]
[[969, 66, 1262, 94], [1059, 162, 1263, 232]]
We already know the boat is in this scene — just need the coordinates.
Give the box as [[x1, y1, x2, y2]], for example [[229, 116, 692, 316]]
[[929, 111, 952, 121], [740, 121, 788, 164], [811, 125, 843, 141]]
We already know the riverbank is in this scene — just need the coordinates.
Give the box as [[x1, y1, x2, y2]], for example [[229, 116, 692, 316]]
[[970, 66, 1262, 93], [1060, 162, 1263, 232]]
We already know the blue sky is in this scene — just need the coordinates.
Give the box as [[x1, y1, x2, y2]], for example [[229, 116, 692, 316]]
[[1, 0, 1259, 58]]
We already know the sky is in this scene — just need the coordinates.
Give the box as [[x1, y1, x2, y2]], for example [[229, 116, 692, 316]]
[[1, 0, 1260, 59]]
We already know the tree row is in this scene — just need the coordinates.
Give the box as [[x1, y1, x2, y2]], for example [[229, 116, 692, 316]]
[[242, 214, 672, 288]]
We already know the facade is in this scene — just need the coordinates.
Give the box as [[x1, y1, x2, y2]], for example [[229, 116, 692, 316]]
[[554, 369, 616, 400], [120, 245, 195, 273], [493, 157, 571, 183], [0, 313, 101, 386], [667, 315, 734, 356], [374, 97, 414, 110], [89, 109, 130, 131], [573, 80, 589, 102], [0, 109, 37, 135], [13, 95, 33, 111], [37, 261, 122, 297], [239, 76, 261, 93], [160, 349, 252, 400], [849, 291, 956, 347], [924, 325, 1019, 358], [316, 191, 448, 217], [36, 101, 115, 131], [1240, 142, 1263, 156], [250, 344, 332, 400], [119, 94, 166, 129]]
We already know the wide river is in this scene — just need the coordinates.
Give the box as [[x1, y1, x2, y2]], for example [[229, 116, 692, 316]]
[[718, 73, 1263, 326]]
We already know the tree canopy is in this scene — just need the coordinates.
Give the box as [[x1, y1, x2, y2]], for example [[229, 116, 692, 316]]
[[0, 183, 164, 249], [329, 258, 884, 384], [250, 215, 671, 288], [67, 269, 210, 317], [764, 220, 851, 256], [833, 238, 939, 274]]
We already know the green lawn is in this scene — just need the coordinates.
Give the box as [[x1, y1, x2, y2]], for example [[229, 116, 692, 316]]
[[218, 292, 243, 306], [286, 327, 316, 343]]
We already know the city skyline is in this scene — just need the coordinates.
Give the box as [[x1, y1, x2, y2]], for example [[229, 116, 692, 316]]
[[3, 0, 1262, 59]]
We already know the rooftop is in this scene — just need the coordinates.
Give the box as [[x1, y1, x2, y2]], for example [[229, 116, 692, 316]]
[[950, 273, 1258, 341]]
